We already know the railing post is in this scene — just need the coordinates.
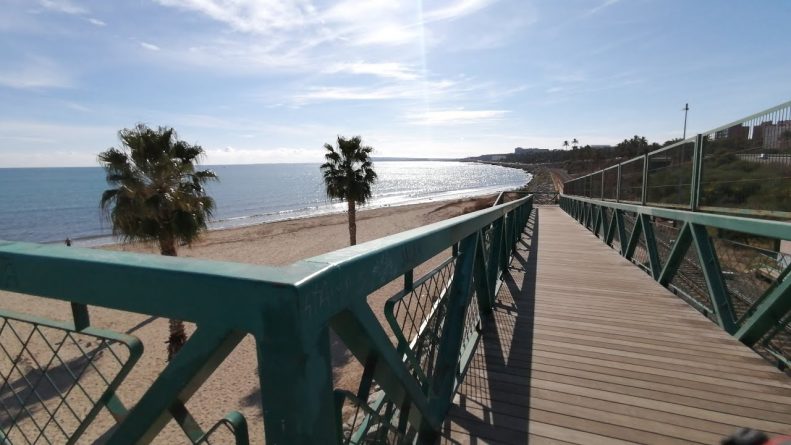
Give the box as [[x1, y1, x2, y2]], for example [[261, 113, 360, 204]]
[[690, 134, 704, 211], [601, 171, 605, 200], [641, 154, 648, 206], [689, 224, 738, 334], [486, 218, 504, 301], [616, 163, 621, 202], [424, 233, 478, 441], [735, 270, 791, 346]]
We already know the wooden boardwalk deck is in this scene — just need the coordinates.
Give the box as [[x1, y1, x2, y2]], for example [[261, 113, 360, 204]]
[[441, 206, 791, 444]]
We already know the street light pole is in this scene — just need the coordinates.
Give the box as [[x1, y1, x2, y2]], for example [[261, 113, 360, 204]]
[[682, 103, 690, 139]]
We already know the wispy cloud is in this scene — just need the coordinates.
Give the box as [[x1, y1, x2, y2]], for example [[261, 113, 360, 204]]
[[406, 109, 508, 125], [140, 42, 161, 51], [151, 0, 500, 69], [423, 0, 497, 23], [323, 62, 418, 80], [291, 79, 457, 104], [584, 0, 621, 17], [38, 0, 86, 15], [87, 17, 106, 26], [0, 56, 71, 89]]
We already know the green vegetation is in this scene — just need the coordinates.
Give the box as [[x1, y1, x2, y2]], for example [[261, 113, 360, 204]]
[[320, 135, 378, 246], [98, 123, 217, 359]]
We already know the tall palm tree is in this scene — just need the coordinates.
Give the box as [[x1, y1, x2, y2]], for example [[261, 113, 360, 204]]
[[98, 124, 217, 360], [572, 138, 579, 149], [563, 140, 569, 149], [320, 136, 377, 246]]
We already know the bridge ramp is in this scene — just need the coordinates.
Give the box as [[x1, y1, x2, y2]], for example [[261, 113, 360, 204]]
[[443, 206, 791, 444]]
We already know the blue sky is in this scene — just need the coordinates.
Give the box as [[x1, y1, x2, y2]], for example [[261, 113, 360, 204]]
[[1, 0, 789, 167]]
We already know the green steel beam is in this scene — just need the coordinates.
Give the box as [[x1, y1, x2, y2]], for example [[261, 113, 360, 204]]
[[486, 219, 504, 301], [255, 321, 339, 445], [614, 210, 627, 256], [474, 232, 493, 315], [559, 196, 791, 242], [735, 273, 791, 346], [108, 326, 245, 444], [624, 214, 643, 261], [331, 302, 437, 434], [605, 209, 616, 246], [657, 222, 692, 286], [425, 233, 478, 440], [689, 224, 738, 333], [639, 214, 662, 280]]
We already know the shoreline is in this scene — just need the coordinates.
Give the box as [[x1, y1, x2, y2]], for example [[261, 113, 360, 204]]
[[58, 177, 532, 248]]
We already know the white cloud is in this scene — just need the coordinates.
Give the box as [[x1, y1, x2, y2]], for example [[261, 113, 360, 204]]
[[0, 56, 71, 89], [87, 17, 106, 26], [150, 0, 499, 71], [38, 0, 86, 15], [406, 109, 508, 125], [0, 120, 118, 167], [140, 42, 161, 51], [204, 146, 319, 164], [154, 0, 315, 34], [423, 0, 496, 23], [584, 0, 621, 17], [292, 79, 457, 104], [323, 62, 418, 80]]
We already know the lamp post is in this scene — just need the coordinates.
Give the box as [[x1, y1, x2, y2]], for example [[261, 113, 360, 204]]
[[682, 103, 690, 139]]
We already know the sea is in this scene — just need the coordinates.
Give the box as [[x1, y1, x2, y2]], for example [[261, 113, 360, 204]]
[[0, 161, 530, 246]]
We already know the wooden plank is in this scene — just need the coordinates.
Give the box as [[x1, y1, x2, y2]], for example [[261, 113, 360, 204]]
[[441, 207, 791, 444]]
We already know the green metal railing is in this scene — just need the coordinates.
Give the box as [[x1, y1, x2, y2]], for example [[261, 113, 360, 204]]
[[561, 100, 791, 368], [564, 100, 791, 219], [0, 193, 533, 444], [559, 195, 791, 369]]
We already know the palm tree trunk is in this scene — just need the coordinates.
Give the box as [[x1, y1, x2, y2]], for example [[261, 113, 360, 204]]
[[159, 234, 186, 360], [347, 200, 357, 245]]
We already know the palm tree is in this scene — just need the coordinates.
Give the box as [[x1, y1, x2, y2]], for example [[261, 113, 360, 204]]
[[563, 140, 569, 149], [98, 124, 217, 360], [572, 138, 579, 149], [320, 136, 377, 246]]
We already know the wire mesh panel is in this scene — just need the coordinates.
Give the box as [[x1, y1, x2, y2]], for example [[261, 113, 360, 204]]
[[195, 412, 249, 445], [618, 157, 644, 203], [757, 312, 791, 370], [602, 167, 618, 200], [710, 235, 784, 323], [611, 213, 622, 252], [646, 141, 695, 207], [666, 242, 716, 319], [335, 390, 405, 445], [599, 207, 610, 239], [653, 219, 681, 268], [0, 310, 141, 445], [699, 103, 791, 216], [385, 257, 455, 384], [459, 289, 481, 365], [589, 172, 602, 200]]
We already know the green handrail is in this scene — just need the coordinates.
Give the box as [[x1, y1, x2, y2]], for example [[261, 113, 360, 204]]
[[0, 193, 534, 444], [559, 195, 791, 370], [563, 99, 791, 219]]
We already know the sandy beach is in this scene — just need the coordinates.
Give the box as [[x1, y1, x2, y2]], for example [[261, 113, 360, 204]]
[[0, 194, 499, 444]]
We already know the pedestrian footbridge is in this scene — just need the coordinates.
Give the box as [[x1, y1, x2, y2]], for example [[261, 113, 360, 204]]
[[1, 100, 791, 444]]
